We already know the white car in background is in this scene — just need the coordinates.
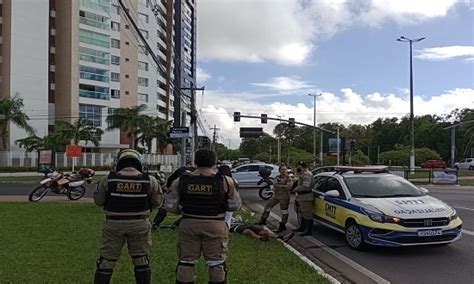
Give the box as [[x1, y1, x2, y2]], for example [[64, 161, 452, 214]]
[[454, 158, 474, 170], [231, 163, 279, 188]]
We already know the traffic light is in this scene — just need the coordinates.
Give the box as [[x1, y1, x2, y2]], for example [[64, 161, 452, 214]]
[[233, 112, 240, 122], [261, 114, 267, 124], [288, 118, 295, 127]]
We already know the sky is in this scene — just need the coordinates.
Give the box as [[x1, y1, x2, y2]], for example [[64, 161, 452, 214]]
[[195, 0, 474, 149]]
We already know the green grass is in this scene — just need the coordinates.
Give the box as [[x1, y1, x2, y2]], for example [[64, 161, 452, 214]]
[[0, 175, 106, 184], [459, 179, 474, 186], [0, 203, 329, 284], [458, 170, 474, 177]]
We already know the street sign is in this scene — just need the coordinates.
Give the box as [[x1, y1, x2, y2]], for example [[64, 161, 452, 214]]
[[240, 127, 263, 138], [37, 149, 55, 173], [66, 145, 83, 158], [170, 127, 190, 138]]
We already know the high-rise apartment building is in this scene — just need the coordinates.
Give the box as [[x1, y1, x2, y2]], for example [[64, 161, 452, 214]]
[[0, 0, 181, 153]]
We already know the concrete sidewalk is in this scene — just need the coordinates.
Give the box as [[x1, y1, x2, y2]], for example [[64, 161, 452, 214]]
[[0, 171, 109, 177], [0, 195, 94, 202]]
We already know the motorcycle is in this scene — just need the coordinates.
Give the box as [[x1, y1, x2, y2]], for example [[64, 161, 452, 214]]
[[28, 168, 95, 202], [257, 168, 274, 201], [153, 170, 167, 189]]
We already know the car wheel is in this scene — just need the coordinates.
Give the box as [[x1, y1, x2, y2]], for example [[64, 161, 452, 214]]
[[469, 166, 474, 171], [345, 221, 366, 250]]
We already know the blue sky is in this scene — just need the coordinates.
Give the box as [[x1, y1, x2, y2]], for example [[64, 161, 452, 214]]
[[194, 0, 473, 147]]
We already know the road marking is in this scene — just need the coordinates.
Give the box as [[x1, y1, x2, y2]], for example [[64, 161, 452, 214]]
[[253, 203, 391, 284], [462, 229, 474, 237], [454, 206, 474, 212]]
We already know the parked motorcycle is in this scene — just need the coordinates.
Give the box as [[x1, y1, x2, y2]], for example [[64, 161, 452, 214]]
[[28, 168, 95, 202], [153, 171, 167, 190], [257, 167, 274, 200]]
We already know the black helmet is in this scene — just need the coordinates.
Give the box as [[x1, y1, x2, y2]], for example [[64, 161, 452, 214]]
[[114, 149, 144, 172]]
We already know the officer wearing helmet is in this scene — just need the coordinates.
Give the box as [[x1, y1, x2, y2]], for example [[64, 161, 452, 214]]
[[165, 149, 241, 284], [93, 149, 162, 284], [292, 161, 315, 236]]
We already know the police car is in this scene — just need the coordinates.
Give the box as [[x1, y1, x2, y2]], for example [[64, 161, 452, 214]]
[[312, 166, 463, 250]]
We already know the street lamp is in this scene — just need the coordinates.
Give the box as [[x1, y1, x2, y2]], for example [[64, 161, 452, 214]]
[[308, 93, 323, 166], [397, 36, 425, 174]]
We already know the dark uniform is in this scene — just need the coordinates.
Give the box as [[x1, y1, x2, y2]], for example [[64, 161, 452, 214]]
[[258, 173, 293, 232], [93, 150, 162, 284], [293, 163, 315, 236], [165, 167, 241, 284]]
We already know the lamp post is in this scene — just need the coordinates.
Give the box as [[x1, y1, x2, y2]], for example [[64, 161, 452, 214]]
[[308, 93, 323, 166], [397, 36, 425, 174], [277, 115, 282, 164]]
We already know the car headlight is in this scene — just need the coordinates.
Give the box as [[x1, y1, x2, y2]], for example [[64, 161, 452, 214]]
[[449, 209, 458, 221], [362, 208, 401, 224]]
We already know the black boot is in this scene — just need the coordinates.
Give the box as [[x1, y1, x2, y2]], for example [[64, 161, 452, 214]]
[[300, 219, 313, 236], [292, 218, 306, 232], [134, 265, 151, 284], [257, 211, 269, 225], [274, 222, 287, 233], [94, 269, 112, 284]]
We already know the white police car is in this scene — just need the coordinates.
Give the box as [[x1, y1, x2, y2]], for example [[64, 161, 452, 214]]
[[312, 166, 463, 250]]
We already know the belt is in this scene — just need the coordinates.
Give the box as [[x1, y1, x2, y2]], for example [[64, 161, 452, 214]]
[[182, 215, 225, 221], [106, 215, 148, 220], [298, 191, 313, 195]]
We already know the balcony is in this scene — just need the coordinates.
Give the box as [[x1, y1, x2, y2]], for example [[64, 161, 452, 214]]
[[79, 89, 110, 100]]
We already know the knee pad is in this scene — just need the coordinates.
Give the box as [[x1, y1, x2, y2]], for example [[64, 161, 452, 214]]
[[281, 209, 289, 215], [176, 260, 197, 283], [132, 254, 150, 267], [207, 261, 227, 283], [96, 257, 117, 271]]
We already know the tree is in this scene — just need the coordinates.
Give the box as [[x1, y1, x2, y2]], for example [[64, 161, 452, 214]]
[[0, 94, 35, 150], [106, 105, 148, 149], [56, 118, 103, 146], [137, 117, 172, 153], [15, 132, 69, 152], [15, 135, 45, 152]]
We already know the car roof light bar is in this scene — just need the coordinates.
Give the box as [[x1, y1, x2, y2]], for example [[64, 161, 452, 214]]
[[334, 166, 389, 174]]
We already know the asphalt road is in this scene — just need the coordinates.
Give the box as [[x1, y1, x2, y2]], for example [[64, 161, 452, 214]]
[[1, 183, 473, 283], [239, 185, 474, 284]]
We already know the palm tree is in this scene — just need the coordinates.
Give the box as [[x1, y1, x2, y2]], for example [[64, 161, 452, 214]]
[[137, 117, 172, 153], [106, 105, 148, 149], [0, 94, 35, 150], [15, 135, 45, 152], [56, 118, 103, 146]]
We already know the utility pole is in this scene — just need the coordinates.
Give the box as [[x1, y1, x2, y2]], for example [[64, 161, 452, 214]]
[[269, 147, 272, 163], [277, 115, 282, 164], [180, 85, 205, 165], [181, 111, 187, 167], [336, 127, 340, 165], [210, 125, 220, 152], [308, 93, 322, 166], [377, 146, 380, 165]]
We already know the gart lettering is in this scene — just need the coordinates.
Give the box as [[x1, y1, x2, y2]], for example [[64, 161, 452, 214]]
[[187, 184, 213, 194], [117, 182, 142, 192]]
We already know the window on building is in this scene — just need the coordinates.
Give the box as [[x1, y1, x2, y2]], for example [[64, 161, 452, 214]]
[[80, 104, 102, 127], [111, 38, 120, 48], [79, 47, 110, 65], [138, 45, 148, 55], [111, 55, 120, 65], [138, 12, 149, 23], [138, 61, 149, 71], [157, 93, 167, 102], [138, 77, 149, 87], [79, 10, 109, 30], [139, 29, 149, 39], [80, 0, 110, 13], [79, 84, 110, 100], [111, 72, 120, 82], [111, 89, 120, 99], [138, 93, 149, 103], [107, 108, 117, 128], [79, 29, 110, 48], [112, 4, 120, 14], [79, 65, 109, 82], [158, 105, 167, 115], [111, 21, 120, 31]]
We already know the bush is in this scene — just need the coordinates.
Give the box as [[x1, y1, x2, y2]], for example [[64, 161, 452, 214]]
[[351, 151, 370, 166], [380, 147, 441, 166]]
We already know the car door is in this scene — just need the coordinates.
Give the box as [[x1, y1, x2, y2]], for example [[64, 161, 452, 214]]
[[312, 176, 328, 219], [232, 165, 250, 186], [465, 158, 473, 169], [247, 165, 261, 186], [315, 177, 347, 228]]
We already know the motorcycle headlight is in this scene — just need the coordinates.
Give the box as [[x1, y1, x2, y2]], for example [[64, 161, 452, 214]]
[[449, 209, 458, 221], [362, 208, 401, 224]]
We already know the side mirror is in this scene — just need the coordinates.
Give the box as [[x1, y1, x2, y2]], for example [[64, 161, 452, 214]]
[[419, 187, 429, 194], [326, 190, 340, 198]]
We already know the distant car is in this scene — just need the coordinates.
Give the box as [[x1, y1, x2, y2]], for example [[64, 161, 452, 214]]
[[311, 166, 463, 249], [454, 158, 474, 170], [420, 160, 447, 169], [312, 166, 336, 176], [231, 163, 279, 188]]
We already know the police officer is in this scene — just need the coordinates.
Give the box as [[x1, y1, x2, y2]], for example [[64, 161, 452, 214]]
[[292, 161, 315, 236], [165, 149, 241, 284], [257, 165, 293, 233], [93, 149, 162, 284]]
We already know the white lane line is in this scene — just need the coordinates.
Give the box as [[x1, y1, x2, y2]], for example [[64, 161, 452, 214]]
[[253, 204, 390, 284], [462, 229, 474, 237], [454, 206, 474, 212]]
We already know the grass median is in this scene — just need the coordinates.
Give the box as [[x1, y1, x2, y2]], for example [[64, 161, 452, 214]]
[[0, 203, 329, 284]]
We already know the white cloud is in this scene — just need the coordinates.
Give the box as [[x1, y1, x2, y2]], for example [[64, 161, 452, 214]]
[[415, 46, 474, 61], [198, 0, 464, 65], [196, 67, 211, 83], [253, 76, 315, 92], [198, 88, 474, 149]]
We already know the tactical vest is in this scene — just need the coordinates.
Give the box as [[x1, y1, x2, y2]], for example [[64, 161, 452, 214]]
[[178, 173, 227, 218], [104, 172, 151, 213]]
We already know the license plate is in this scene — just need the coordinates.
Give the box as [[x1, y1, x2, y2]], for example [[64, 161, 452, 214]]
[[417, 229, 442, 237]]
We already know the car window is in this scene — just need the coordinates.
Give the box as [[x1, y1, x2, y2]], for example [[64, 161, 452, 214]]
[[313, 176, 326, 191], [248, 165, 260, 172], [467, 159, 472, 163], [344, 175, 423, 198], [265, 166, 274, 171], [326, 177, 346, 199], [236, 166, 249, 172], [460, 159, 465, 163]]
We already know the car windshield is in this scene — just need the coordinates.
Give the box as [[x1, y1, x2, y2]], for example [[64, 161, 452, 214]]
[[344, 175, 424, 198]]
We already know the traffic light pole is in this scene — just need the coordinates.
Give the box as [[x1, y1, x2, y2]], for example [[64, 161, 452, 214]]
[[235, 114, 335, 134]]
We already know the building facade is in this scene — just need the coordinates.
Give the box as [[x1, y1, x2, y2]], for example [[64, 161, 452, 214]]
[[0, 0, 182, 153]]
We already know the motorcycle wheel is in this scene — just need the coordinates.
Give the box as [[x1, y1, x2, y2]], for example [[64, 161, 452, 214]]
[[29, 185, 49, 202], [258, 186, 273, 201], [67, 185, 86, 201]]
